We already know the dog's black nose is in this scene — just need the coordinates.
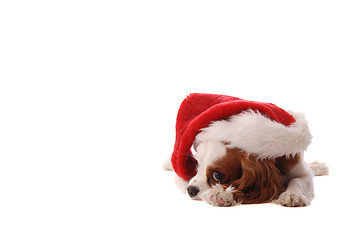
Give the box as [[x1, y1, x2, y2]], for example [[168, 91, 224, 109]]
[[187, 186, 200, 198]]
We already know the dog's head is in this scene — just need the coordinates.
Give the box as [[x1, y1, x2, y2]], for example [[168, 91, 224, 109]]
[[187, 141, 285, 204]]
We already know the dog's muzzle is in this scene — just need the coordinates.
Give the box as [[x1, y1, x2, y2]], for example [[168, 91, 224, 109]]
[[187, 186, 200, 198]]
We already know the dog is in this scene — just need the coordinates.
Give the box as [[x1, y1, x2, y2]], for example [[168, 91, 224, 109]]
[[164, 141, 328, 207], [165, 93, 328, 207]]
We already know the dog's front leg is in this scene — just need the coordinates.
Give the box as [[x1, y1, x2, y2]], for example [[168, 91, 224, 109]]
[[275, 160, 314, 207]]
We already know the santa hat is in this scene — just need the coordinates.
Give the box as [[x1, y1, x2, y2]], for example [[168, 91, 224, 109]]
[[171, 93, 312, 181]]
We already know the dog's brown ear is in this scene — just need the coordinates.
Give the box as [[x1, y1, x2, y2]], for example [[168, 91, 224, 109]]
[[223, 154, 285, 204]]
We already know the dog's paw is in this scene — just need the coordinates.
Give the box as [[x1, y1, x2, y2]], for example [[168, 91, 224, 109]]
[[274, 190, 313, 207], [202, 184, 237, 207]]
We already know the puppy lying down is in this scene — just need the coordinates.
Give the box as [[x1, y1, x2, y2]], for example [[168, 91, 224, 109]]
[[164, 93, 328, 207]]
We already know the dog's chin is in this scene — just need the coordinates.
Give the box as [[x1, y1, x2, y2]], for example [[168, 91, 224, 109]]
[[188, 188, 209, 201], [190, 195, 203, 201]]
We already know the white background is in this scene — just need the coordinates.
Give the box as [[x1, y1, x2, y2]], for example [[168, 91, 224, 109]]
[[1, 0, 359, 239]]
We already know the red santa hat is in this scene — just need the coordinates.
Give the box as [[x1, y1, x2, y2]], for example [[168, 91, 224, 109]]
[[171, 93, 312, 181]]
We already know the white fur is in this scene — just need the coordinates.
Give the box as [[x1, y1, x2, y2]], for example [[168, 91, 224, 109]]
[[187, 141, 227, 200], [274, 158, 314, 207], [162, 157, 173, 171], [308, 161, 329, 176], [194, 110, 312, 159], [173, 175, 189, 194], [202, 184, 237, 207]]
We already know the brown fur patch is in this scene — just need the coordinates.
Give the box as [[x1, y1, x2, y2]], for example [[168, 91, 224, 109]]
[[206, 148, 300, 204], [275, 153, 301, 175], [206, 148, 244, 185]]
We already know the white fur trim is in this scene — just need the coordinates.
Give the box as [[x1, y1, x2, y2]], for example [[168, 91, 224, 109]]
[[194, 110, 312, 159]]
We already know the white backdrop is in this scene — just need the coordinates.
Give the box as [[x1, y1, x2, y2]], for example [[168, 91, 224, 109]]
[[1, 1, 358, 239]]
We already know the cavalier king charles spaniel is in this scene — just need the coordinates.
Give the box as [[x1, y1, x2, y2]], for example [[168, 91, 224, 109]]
[[164, 93, 328, 207], [164, 141, 327, 207]]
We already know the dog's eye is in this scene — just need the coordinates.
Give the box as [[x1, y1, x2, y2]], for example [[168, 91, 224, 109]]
[[212, 171, 224, 181], [195, 160, 198, 168]]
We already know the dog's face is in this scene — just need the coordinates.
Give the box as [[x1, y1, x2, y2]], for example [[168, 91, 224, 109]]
[[187, 141, 285, 204], [187, 141, 239, 199]]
